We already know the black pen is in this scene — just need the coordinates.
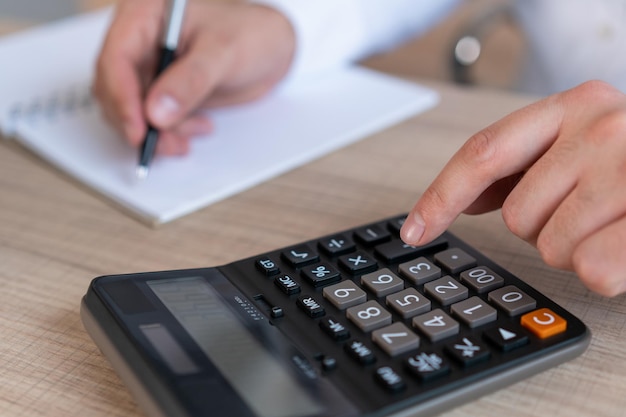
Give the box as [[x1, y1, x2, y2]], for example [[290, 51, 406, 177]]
[[136, 0, 187, 180]]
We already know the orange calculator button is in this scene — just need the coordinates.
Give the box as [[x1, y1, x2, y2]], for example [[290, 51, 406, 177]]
[[520, 308, 567, 339]]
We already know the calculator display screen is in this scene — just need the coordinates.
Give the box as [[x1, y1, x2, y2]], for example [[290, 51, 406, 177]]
[[146, 277, 323, 417]]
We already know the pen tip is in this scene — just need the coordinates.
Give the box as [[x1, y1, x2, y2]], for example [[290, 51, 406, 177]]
[[136, 166, 149, 180]]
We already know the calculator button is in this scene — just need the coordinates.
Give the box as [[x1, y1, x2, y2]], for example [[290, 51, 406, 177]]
[[274, 275, 301, 295], [387, 217, 406, 235], [521, 308, 567, 339], [488, 285, 537, 316], [345, 340, 376, 365], [361, 268, 404, 297], [270, 306, 284, 318], [323, 281, 367, 310], [297, 295, 325, 318], [281, 245, 319, 267], [372, 322, 420, 357], [319, 316, 350, 341], [374, 366, 406, 393], [300, 263, 341, 287], [460, 266, 504, 293], [483, 325, 528, 351], [386, 288, 431, 318], [317, 234, 356, 256], [354, 225, 391, 246], [398, 257, 441, 285], [346, 300, 392, 332], [445, 336, 490, 367], [321, 357, 338, 371], [255, 257, 280, 276], [412, 309, 460, 342], [405, 351, 450, 381], [434, 248, 477, 274], [318, 234, 356, 256], [374, 240, 421, 263], [338, 251, 378, 275], [450, 297, 498, 328], [376, 236, 448, 264], [424, 277, 468, 306]]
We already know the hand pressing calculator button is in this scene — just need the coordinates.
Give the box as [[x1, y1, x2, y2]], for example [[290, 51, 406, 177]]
[[81, 213, 590, 417]]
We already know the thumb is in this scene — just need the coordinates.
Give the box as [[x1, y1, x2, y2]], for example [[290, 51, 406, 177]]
[[145, 35, 232, 129]]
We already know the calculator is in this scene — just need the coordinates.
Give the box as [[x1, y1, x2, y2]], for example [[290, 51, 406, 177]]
[[81, 214, 590, 417]]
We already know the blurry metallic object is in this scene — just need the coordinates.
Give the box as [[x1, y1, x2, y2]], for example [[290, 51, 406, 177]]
[[451, 4, 518, 85]]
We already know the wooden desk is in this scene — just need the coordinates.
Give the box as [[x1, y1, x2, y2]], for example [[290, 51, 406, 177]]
[[1, 7, 625, 417]]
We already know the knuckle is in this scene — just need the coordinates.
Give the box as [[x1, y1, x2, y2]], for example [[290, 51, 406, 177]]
[[536, 233, 565, 269], [566, 80, 621, 106], [500, 200, 525, 238], [463, 127, 500, 168], [583, 109, 626, 146], [420, 185, 449, 217], [562, 80, 626, 145], [574, 79, 618, 98], [573, 246, 625, 297]]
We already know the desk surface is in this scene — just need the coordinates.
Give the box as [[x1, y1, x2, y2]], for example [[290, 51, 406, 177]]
[[1, 6, 626, 417]]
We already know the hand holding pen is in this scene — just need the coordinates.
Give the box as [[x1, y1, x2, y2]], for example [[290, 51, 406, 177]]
[[136, 0, 187, 179], [92, 0, 296, 165]]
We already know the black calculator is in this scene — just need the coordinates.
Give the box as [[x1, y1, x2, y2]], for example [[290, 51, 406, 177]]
[[81, 214, 590, 417]]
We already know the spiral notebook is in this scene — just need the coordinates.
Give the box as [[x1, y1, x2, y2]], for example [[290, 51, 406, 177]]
[[0, 8, 439, 225]]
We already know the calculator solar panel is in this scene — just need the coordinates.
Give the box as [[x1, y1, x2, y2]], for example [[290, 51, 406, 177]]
[[81, 214, 590, 417]]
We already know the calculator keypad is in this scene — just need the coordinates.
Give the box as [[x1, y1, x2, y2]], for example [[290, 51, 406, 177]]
[[488, 285, 537, 316], [372, 322, 420, 356], [360, 269, 404, 297], [323, 281, 367, 309], [405, 351, 450, 380], [450, 297, 498, 328], [386, 288, 431, 318], [398, 257, 441, 285], [412, 309, 460, 342], [244, 214, 584, 407], [423, 277, 469, 305], [346, 300, 392, 332]]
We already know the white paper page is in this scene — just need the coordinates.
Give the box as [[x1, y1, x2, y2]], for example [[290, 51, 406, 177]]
[[0, 8, 113, 134], [2, 7, 439, 224], [14, 66, 438, 224]]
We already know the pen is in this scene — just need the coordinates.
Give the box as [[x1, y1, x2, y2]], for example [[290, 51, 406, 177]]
[[136, 0, 187, 180]]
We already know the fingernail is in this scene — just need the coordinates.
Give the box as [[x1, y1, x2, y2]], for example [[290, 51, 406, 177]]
[[400, 212, 425, 244], [151, 94, 180, 126]]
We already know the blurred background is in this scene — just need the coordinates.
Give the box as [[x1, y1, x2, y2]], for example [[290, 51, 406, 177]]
[[0, 0, 523, 91], [4, 0, 626, 97]]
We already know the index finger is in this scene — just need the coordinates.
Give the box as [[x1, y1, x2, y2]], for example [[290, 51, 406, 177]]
[[400, 95, 564, 246], [93, 0, 165, 145]]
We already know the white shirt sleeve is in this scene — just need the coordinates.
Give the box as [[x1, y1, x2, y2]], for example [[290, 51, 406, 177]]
[[512, 0, 626, 94], [250, 0, 460, 81]]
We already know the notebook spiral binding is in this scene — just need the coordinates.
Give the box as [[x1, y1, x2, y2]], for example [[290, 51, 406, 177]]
[[5, 84, 94, 136]]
